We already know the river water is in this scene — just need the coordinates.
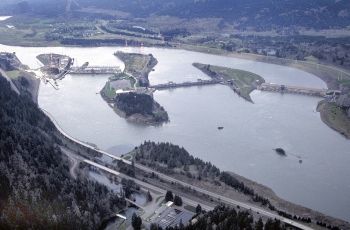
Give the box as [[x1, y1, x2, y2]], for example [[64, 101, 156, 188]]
[[1, 44, 349, 222]]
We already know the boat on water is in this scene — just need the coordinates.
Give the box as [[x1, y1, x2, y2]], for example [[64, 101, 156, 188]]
[[275, 148, 286, 156], [218, 126, 224, 130]]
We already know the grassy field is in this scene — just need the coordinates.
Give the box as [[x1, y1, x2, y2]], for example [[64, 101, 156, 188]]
[[5, 70, 21, 79], [101, 73, 136, 101], [0, 17, 61, 46], [115, 52, 153, 74], [114, 52, 158, 87], [193, 63, 265, 102], [101, 81, 116, 100], [317, 101, 350, 139], [110, 72, 136, 87]]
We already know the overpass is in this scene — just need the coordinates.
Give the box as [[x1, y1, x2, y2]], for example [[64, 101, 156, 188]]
[[69, 66, 121, 75], [257, 83, 327, 98], [150, 79, 222, 90]]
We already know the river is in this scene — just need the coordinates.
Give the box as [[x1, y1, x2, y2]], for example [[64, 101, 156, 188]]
[[0, 44, 349, 222]]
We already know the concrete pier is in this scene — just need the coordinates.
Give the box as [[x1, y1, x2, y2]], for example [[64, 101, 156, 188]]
[[150, 79, 221, 90], [257, 83, 327, 97], [69, 66, 121, 75]]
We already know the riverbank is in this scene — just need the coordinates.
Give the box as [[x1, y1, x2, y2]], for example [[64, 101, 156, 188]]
[[2, 43, 350, 225], [193, 62, 265, 102], [0, 52, 40, 102], [228, 171, 350, 230], [100, 52, 169, 125], [131, 141, 350, 230], [174, 43, 349, 90], [317, 100, 350, 139], [108, 94, 169, 126], [114, 51, 157, 87]]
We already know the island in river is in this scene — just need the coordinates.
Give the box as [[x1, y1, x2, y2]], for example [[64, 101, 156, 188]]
[[193, 62, 265, 102], [114, 51, 157, 87], [36, 53, 73, 79], [114, 92, 169, 125], [101, 52, 169, 125]]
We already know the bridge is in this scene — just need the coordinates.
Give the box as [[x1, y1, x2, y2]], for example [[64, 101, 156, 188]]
[[150, 79, 222, 90], [257, 83, 328, 98], [69, 66, 121, 75]]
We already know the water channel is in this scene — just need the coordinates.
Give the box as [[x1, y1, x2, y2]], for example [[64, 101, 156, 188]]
[[1, 44, 349, 221]]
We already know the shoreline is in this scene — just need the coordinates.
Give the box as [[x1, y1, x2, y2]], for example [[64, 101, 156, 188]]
[[2, 41, 348, 89], [228, 171, 350, 229], [3, 43, 350, 225], [317, 101, 350, 139], [103, 98, 168, 126]]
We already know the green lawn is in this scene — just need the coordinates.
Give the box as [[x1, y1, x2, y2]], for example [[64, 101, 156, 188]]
[[210, 65, 264, 87], [115, 52, 152, 74], [318, 101, 350, 139], [101, 81, 116, 100], [5, 70, 21, 79], [193, 63, 265, 102]]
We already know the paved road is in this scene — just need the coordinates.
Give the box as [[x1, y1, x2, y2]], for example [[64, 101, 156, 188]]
[[90, 157, 314, 229], [44, 109, 314, 230], [82, 159, 213, 212], [83, 153, 313, 229], [0, 69, 20, 95], [61, 147, 79, 179], [134, 164, 314, 230]]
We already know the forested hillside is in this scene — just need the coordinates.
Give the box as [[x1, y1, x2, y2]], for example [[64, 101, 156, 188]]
[[1, 0, 350, 29], [160, 0, 350, 29], [0, 77, 125, 229]]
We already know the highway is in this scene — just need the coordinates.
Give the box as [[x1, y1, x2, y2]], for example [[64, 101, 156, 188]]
[[43, 109, 314, 230], [134, 164, 313, 230], [0, 69, 20, 95], [82, 159, 213, 212]]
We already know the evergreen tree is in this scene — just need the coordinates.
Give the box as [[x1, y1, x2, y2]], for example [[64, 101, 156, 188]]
[[196, 204, 202, 214], [255, 218, 264, 230], [165, 191, 174, 202], [132, 213, 142, 230], [147, 190, 153, 202], [174, 195, 183, 206]]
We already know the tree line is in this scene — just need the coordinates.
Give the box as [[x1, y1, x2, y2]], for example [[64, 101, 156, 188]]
[[151, 205, 286, 230], [134, 141, 329, 227], [0, 77, 125, 229]]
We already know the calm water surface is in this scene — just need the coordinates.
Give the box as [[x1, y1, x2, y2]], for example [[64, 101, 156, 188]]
[[1, 44, 349, 221]]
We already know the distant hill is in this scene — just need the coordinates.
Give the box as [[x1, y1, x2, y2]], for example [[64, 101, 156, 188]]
[[1, 0, 350, 29], [80, 0, 350, 29], [162, 0, 350, 29]]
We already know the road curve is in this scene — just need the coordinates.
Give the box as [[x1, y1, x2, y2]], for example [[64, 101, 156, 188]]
[[83, 159, 213, 212], [43, 109, 314, 230]]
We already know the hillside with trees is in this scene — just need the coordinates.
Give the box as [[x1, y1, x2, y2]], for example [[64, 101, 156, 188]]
[[2, 0, 350, 29], [0, 76, 125, 229], [114, 92, 169, 124], [166, 205, 286, 230], [134, 142, 270, 207]]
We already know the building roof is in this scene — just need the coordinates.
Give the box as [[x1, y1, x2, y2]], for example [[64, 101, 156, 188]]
[[165, 201, 174, 207]]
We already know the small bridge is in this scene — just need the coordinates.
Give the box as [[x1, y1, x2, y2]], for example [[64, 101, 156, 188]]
[[257, 83, 327, 98], [69, 66, 121, 75], [151, 79, 222, 90]]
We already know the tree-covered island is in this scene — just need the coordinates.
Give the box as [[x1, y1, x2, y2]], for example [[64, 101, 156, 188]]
[[101, 52, 169, 125]]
